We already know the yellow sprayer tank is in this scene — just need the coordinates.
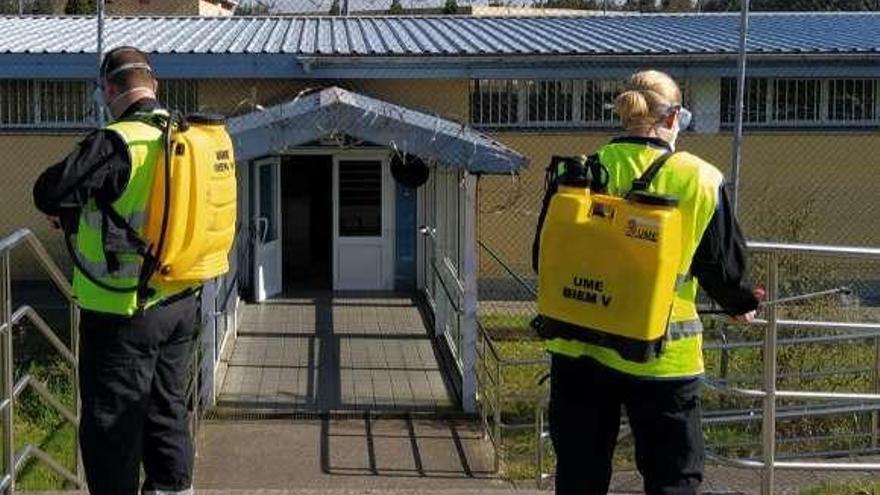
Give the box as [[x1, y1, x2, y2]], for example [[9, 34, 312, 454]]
[[537, 184, 682, 362], [144, 114, 237, 285]]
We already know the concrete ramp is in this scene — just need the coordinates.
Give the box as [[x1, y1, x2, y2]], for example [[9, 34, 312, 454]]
[[217, 294, 457, 414]]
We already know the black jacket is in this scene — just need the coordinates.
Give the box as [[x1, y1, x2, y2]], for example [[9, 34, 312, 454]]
[[33, 98, 161, 231]]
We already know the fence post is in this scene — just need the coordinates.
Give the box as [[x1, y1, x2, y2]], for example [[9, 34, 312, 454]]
[[761, 253, 779, 495], [1, 252, 13, 495], [70, 301, 82, 483]]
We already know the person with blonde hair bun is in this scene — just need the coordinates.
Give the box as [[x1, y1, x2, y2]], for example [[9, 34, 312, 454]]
[[543, 70, 759, 494]]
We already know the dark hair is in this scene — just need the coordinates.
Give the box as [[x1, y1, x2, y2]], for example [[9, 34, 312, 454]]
[[100, 46, 155, 91]]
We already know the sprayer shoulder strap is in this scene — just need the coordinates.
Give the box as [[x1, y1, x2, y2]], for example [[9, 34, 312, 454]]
[[631, 151, 677, 193], [586, 154, 608, 194]]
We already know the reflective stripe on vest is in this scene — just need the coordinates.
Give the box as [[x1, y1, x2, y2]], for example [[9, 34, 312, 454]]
[[81, 210, 146, 232], [668, 318, 703, 340], [546, 141, 724, 378], [72, 110, 168, 316]]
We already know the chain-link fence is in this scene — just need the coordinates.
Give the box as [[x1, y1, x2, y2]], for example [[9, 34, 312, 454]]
[[0, 2, 879, 493], [469, 4, 880, 495]]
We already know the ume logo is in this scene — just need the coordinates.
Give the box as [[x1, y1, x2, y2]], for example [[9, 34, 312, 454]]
[[625, 218, 659, 243]]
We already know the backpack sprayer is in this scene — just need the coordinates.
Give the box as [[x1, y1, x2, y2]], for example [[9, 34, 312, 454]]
[[535, 153, 683, 363], [65, 112, 237, 304]]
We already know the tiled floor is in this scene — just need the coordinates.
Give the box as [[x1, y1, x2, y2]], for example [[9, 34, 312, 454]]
[[218, 293, 457, 413]]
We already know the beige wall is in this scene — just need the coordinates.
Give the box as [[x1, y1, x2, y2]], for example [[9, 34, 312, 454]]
[[0, 134, 82, 278]]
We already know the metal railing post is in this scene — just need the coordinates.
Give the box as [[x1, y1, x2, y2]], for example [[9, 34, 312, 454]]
[[494, 356, 502, 473], [1, 252, 13, 495], [70, 302, 82, 483], [536, 401, 544, 489], [761, 253, 779, 495], [873, 335, 880, 449]]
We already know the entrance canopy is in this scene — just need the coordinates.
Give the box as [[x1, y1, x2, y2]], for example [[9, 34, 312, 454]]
[[227, 86, 527, 175]]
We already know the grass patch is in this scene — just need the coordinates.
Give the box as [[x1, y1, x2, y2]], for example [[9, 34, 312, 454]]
[[479, 309, 880, 482], [801, 479, 880, 495], [10, 355, 78, 490]]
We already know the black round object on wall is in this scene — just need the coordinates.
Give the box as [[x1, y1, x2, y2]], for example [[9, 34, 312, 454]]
[[390, 154, 430, 188]]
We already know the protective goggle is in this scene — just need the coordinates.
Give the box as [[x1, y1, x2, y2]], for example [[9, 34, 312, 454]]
[[663, 105, 692, 130]]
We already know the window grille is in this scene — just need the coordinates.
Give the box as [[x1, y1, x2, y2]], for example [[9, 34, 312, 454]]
[[773, 79, 822, 123], [721, 77, 879, 127], [158, 79, 200, 115], [526, 80, 574, 123], [470, 79, 519, 127], [582, 80, 621, 125], [0, 80, 90, 128], [828, 79, 877, 123]]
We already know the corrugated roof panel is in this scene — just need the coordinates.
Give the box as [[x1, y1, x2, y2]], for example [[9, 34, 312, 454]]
[[382, 18, 421, 54], [398, 18, 438, 54], [0, 14, 879, 57], [298, 18, 317, 54]]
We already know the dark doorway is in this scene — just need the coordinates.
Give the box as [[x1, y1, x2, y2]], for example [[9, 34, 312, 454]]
[[281, 155, 333, 291]]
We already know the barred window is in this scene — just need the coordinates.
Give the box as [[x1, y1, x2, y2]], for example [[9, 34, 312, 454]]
[[471, 79, 624, 128], [773, 79, 822, 123], [721, 78, 768, 125], [526, 80, 574, 123], [470, 80, 518, 126], [828, 79, 877, 122], [0, 80, 90, 128], [582, 80, 621, 125], [722, 77, 879, 127], [158, 79, 200, 115]]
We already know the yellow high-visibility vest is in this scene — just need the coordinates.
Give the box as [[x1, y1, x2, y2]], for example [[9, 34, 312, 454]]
[[546, 140, 723, 378]]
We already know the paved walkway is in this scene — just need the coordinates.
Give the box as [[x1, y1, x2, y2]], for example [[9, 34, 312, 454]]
[[218, 294, 456, 413], [194, 419, 512, 492]]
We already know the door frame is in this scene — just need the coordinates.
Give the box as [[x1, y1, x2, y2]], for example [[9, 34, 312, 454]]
[[251, 156, 283, 302], [332, 150, 395, 291]]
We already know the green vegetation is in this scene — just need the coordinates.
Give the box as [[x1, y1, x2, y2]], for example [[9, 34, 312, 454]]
[[801, 479, 880, 495], [478, 298, 880, 482], [12, 359, 78, 490], [388, 0, 405, 15], [63, 0, 95, 15], [442, 0, 459, 14]]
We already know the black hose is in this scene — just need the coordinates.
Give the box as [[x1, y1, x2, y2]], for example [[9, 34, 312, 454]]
[[150, 111, 175, 276], [63, 230, 139, 293]]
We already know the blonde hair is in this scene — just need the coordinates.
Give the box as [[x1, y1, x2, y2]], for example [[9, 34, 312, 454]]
[[615, 70, 682, 131]]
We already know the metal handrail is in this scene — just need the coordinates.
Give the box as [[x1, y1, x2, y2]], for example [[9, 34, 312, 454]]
[[1, 228, 83, 494], [747, 241, 880, 258], [491, 240, 880, 492]]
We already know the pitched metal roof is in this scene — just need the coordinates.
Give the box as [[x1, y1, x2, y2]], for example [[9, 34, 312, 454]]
[[0, 13, 878, 57], [228, 86, 527, 173]]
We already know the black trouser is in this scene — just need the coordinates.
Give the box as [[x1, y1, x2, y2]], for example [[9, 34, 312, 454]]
[[79, 293, 197, 495], [549, 354, 704, 495]]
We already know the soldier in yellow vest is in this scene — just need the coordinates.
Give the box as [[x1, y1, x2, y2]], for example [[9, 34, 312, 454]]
[[543, 71, 759, 494], [33, 47, 196, 495]]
